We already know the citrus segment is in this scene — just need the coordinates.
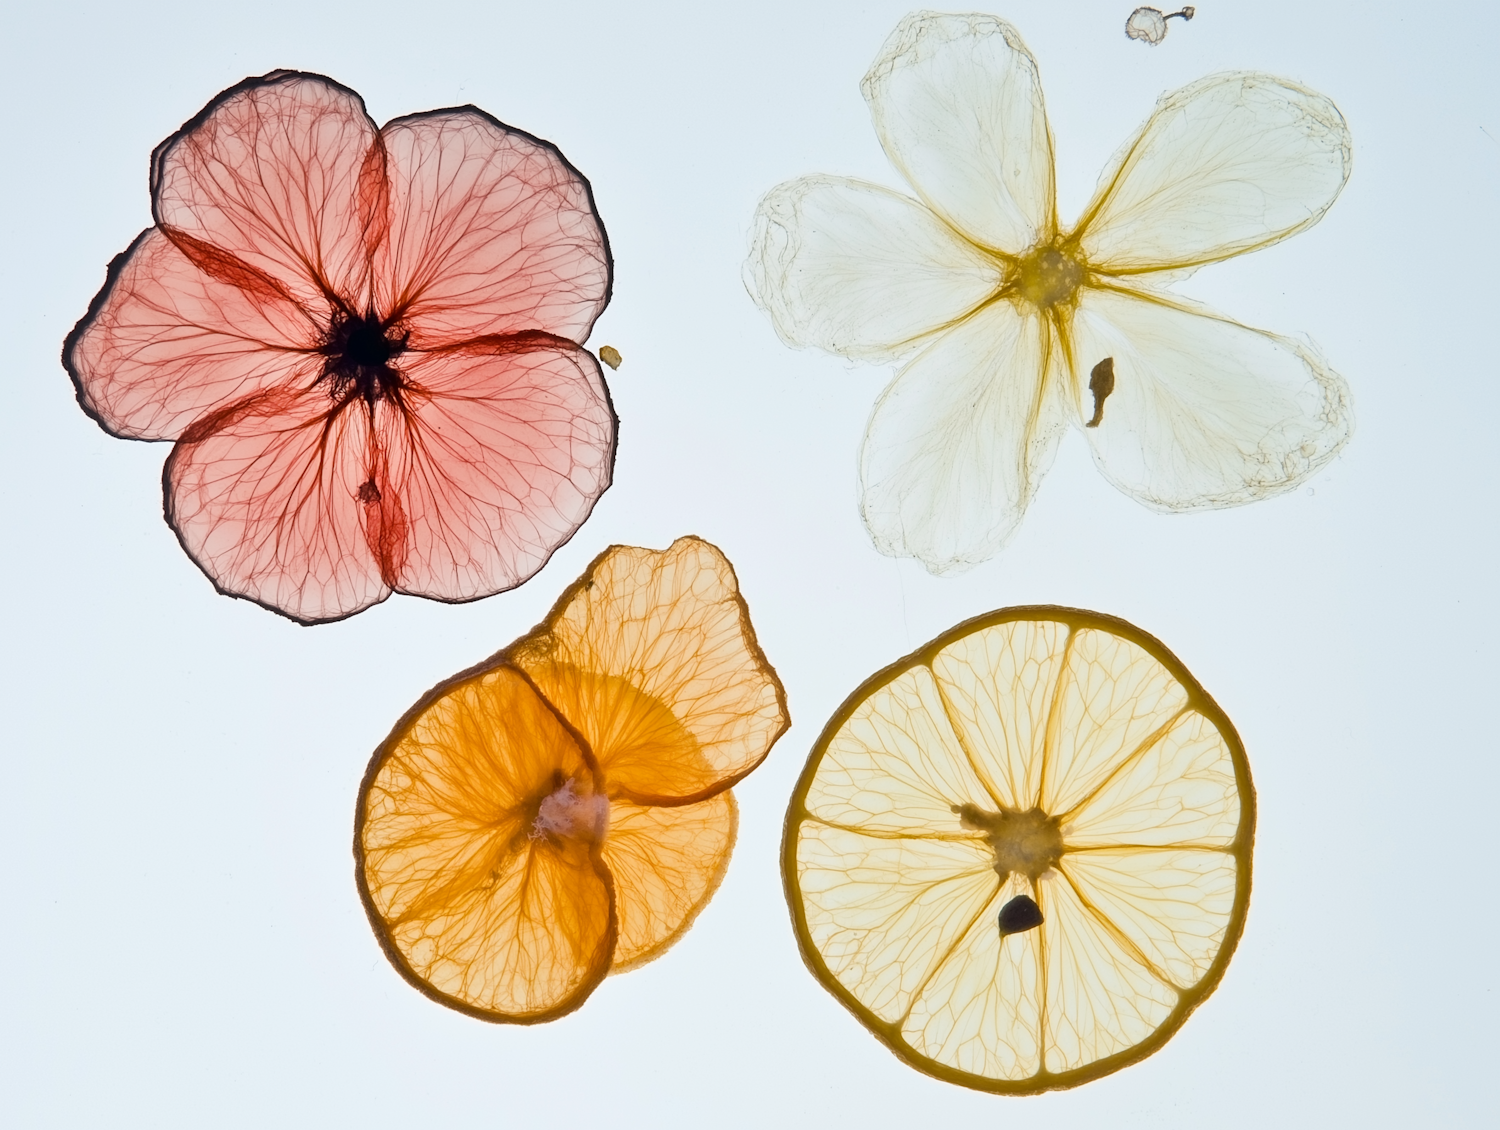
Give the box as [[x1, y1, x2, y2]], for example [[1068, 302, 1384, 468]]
[[356, 537, 788, 1022], [1062, 711, 1240, 848], [603, 791, 737, 970], [1038, 627, 1189, 815], [1058, 849, 1237, 989], [795, 823, 997, 1023], [1037, 870, 1179, 1072], [783, 606, 1253, 1093], [927, 618, 1067, 810], [803, 665, 997, 835], [899, 874, 1043, 1082]]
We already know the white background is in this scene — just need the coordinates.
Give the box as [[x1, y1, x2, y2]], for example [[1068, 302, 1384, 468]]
[[3, 1, 1496, 1125]]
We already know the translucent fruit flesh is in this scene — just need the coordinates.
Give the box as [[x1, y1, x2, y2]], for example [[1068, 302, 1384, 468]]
[[356, 537, 787, 1022], [782, 607, 1253, 1092]]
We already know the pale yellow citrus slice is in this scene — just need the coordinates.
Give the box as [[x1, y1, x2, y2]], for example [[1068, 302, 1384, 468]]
[[356, 537, 788, 1022], [782, 606, 1252, 1092]]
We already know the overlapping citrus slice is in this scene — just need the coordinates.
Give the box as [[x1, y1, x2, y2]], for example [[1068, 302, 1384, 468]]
[[783, 607, 1253, 1092], [355, 536, 788, 1022]]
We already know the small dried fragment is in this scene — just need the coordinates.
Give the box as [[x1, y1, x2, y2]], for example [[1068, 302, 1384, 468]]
[[356, 536, 788, 1022], [1126, 6, 1195, 46], [1086, 356, 1115, 428], [599, 345, 623, 370]]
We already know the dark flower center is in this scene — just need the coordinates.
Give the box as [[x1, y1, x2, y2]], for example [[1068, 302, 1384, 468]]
[[319, 309, 408, 406]]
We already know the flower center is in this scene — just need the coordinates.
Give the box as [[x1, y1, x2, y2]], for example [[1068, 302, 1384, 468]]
[[1014, 242, 1084, 311], [319, 309, 408, 406], [954, 802, 1063, 881]]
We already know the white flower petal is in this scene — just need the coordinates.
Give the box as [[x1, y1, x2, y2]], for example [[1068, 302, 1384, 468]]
[[1078, 72, 1351, 273], [745, 176, 1003, 362], [860, 300, 1069, 573], [1072, 284, 1352, 510], [861, 11, 1054, 255]]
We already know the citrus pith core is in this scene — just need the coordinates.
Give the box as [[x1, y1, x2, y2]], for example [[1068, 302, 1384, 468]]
[[783, 606, 1254, 1094], [956, 804, 1063, 883]]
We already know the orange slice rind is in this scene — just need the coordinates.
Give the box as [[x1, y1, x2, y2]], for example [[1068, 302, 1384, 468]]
[[356, 536, 788, 1022], [782, 606, 1252, 1092]]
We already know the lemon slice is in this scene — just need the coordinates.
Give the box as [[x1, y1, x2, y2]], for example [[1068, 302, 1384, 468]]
[[782, 606, 1253, 1092]]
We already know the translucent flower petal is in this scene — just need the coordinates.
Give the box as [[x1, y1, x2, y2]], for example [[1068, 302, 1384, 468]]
[[374, 110, 610, 347], [1071, 285, 1352, 511], [861, 11, 1054, 255], [388, 339, 616, 602], [164, 386, 393, 623], [745, 175, 1002, 362], [860, 302, 1069, 573], [66, 227, 320, 440], [1077, 72, 1351, 273], [152, 72, 383, 311]]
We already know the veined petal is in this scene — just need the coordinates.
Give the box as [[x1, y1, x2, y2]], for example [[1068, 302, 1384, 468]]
[[383, 338, 616, 602], [374, 110, 610, 347], [1071, 284, 1352, 511], [859, 301, 1068, 574], [152, 72, 384, 310], [861, 11, 1054, 256], [1077, 73, 1351, 274], [163, 386, 392, 623], [66, 228, 320, 440], [745, 176, 1002, 363]]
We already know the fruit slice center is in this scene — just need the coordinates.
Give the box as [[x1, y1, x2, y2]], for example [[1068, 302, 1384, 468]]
[[532, 773, 609, 844], [954, 802, 1063, 882]]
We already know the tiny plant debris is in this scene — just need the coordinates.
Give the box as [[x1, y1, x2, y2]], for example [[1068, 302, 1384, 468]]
[[746, 12, 1353, 575], [356, 537, 789, 1023], [599, 345, 623, 370], [66, 71, 616, 624], [783, 606, 1254, 1093], [1126, 6, 1195, 45]]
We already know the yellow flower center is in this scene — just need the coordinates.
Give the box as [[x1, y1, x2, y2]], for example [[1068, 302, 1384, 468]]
[[1013, 242, 1084, 311], [954, 802, 1063, 881]]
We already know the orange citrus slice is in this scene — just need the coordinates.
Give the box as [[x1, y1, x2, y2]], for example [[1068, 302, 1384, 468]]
[[356, 536, 788, 1022], [782, 606, 1252, 1092]]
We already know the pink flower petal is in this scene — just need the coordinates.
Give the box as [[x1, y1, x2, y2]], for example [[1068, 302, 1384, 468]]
[[374, 109, 609, 347], [66, 228, 320, 440], [151, 72, 386, 313], [164, 386, 393, 623], [386, 336, 616, 601]]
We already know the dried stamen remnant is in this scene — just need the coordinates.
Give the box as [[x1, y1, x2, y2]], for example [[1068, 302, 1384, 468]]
[[1126, 6, 1195, 46], [954, 802, 1063, 881], [997, 894, 1044, 940], [1087, 357, 1116, 428], [598, 345, 623, 370]]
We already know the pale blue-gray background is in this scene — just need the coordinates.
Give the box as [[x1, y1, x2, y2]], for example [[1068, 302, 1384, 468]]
[[3, 1, 1494, 1125]]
